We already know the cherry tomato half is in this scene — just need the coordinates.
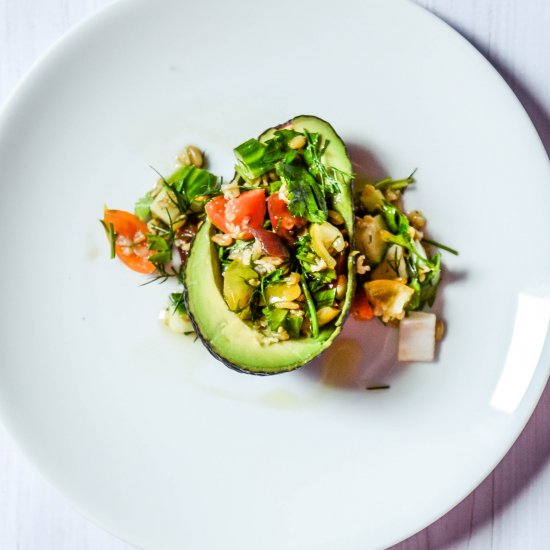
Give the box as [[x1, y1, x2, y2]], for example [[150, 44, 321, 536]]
[[103, 208, 156, 274], [267, 193, 306, 240], [206, 189, 266, 239]]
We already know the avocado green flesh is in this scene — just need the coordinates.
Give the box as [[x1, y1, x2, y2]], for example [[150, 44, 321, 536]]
[[186, 221, 338, 374], [185, 115, 355, 375]]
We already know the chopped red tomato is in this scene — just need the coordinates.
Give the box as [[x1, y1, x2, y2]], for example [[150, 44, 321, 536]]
[[351, 288, 374, 321], [103, 208, 156, 274], [205, 196, 229, 233], [267, 193, 306, 240], [206, 189, 266, 239]]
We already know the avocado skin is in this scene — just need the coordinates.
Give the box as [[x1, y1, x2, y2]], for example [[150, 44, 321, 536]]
[[184, 115, 355, 375]]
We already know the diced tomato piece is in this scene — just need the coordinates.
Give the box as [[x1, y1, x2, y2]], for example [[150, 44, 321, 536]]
[[103, 208, 156, 274], [267, 193, 306, 240], [205, 196, 229, 233], [351, 288, 374, 321], [206, 189, 266, 239]]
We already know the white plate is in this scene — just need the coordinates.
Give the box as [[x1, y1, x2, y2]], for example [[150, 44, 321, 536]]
[[1, 0, 550, 548]]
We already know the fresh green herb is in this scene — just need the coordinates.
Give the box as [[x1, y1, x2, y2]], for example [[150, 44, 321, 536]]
[[99, 220, 117, 259], [300, 274, 319, 339], [295, 235, 317, 269], [421, 238, 459, 256], [374, 170, 416, 192], [374, 198, 444, 311], [269, 180, 283, 194], [307, 269, 337, 293], [263, 130, 301, 168], [262, 307, 287, 331], [313, 288, 336, 309], [277, 163, 327, 223], [134, 190, 154, 221], [234, 130, 302, 179], [380, 201, 410, 234], [234, 138, 269, 178], [169, 165, 219, 212], [150, 164, 219, 215], [295, 236, 337, 290], [303, 130, 352, 194], [418, 255, 441, 308], [169, 292, 187, 315], [284, 314, 303, 339], [147, 234, 171, 265]]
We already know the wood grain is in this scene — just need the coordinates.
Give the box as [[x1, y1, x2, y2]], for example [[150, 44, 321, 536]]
[[1, 1, 549, 549]]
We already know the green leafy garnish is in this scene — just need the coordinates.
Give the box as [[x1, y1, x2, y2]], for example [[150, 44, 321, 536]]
[[147, 234, 172, 267], [262, 307, 288, 331], [277, 163, 327, 223], [134, 191, 154, 221], [167, 165, 219, 212], [302, 130, 348, 195], [313, 288, 336, 309], [169, 292, 187, 315], [99, 220, 117, 259], [300, 274, 319, 339], [421, 238, 459, 256], [374, 170, 416, 192], [284, 314, 303, 339], [234, 130, 301, 179]]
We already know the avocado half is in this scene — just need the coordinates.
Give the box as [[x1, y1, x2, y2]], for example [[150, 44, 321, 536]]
[[184, 115, 355, 375]]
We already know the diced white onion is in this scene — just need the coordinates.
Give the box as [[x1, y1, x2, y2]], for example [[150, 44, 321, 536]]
[[398, 311, 436, 362]]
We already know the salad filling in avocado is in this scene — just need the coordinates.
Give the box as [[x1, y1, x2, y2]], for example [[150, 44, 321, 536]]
[[184, 115, 355, 374]]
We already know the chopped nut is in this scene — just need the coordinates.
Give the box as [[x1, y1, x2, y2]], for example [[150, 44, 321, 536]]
[[335, 274, 347, 300], [408, 210, 426, 230], [261, 256, 284, 266], [386, 189, 400, 202], [278, 182, 290, 204], [178, 145, 204, 168], [147, 218, 162, 233], [222, 178, 241, 200], [151, 180, 164, 198], [289, 309, 304, 317], [310, 257, 328, 272], [356, 255, 371, 275], [286, 272, 301, 285], [211, 233, 234, 247], [172, 219, 186, 231], [133, 230, 146, 244], [274, 301, 300, 310], [276, 326, 290, 340], [435, 319, 445, 341], [289, 134, 307, 150], [328, 210, 345, 226]]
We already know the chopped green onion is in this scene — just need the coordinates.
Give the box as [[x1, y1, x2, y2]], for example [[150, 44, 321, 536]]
[[99, 220, 117, 259]]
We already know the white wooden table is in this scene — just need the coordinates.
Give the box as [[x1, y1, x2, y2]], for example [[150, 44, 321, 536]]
[[1, 1, 549, 548]]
